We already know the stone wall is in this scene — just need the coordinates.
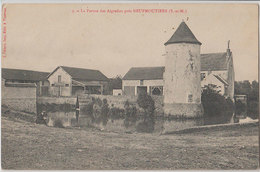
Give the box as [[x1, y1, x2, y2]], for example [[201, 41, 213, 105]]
[[79, 94, 164, 114], [37, 97, 77, 105], [2, 81, 37, 113], [37, 95, 164, 115], [164, 103, 203, 117], [78, 94, 138, 109]]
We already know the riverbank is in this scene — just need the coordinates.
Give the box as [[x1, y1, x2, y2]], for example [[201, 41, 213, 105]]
[[1, 109, 259, 170], [163, 120, 258, 135]]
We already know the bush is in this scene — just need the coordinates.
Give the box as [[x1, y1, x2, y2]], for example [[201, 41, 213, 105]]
[[101, 99, 109, 126], [96, 98, 103, 107], [109, 105, 125, 120], [235, 80, 259, 119], [124, 104, 137, 128], [81, 102, 94, 119], [201, 85, 234, 124], [137, 93, 155, 115], [235, 100, 247, 116], [247, 101, 259, 119], [53, 118, 64, 128]]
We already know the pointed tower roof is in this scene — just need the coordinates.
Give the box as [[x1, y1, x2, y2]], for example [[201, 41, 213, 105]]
[[165, 21, 202, 45]]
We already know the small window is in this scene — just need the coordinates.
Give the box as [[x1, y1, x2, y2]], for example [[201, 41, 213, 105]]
[[200, 73, 206, 81], [188, 94, 193, 103], [224, 86, 228, 95], [58, 75, 61, 83], [51, 84, 55, 87], [65, 84, 69, 87], [140, 80, 144, 86]]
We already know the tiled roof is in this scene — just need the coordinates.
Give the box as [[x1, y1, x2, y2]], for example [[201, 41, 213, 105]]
[[2, 68, 49, 81], [201, 52, 228, 71], [165, 21, 201, 45], [123, 52, 228, 80], [122, 66, 165, 80], [49, 66, 109, 81]]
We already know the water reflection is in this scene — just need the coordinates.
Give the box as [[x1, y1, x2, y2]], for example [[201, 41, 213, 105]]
[[46, 110, 236, 133], [47, 111, 77, 127]]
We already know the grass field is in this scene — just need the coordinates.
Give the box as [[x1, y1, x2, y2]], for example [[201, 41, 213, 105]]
[[1, 109, 259, 170]]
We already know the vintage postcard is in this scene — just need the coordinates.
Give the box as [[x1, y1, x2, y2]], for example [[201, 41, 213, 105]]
[[1, 2, 259, 170]]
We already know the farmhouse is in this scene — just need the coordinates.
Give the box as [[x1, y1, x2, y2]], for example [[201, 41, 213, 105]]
[[47, 66, 109, 97], [2, 68, 50, 96], [123, 49, 234, 98], [122, 25, 234, 100]]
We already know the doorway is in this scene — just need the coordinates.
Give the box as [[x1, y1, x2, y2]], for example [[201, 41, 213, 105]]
[[137, 86, 147, 95]]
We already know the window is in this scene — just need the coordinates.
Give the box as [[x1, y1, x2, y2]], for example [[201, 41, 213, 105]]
[[140, 80, 144, 86], [150, 86, 163, 96], [51, 84, 55, 87], [200, 73, 206, 81], [58, 75, 61, 83], [65, 84, 69, 87], [224, 86, 228, 95], [188, 94, 193, 103]]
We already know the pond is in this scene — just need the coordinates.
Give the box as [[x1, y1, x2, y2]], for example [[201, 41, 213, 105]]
[[46, 110, 238, 133]]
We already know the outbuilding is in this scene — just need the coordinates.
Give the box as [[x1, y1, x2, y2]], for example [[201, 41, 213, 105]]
[[47, 66, 109, 96]]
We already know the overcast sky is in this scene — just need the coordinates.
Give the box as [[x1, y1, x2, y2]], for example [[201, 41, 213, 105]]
[[2, 3, 258, 81]]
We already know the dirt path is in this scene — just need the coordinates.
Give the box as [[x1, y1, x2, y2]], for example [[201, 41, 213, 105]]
[[1, 114, 259, 170]]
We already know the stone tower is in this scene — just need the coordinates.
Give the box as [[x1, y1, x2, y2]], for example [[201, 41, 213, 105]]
[[163, 21, 203, 117]]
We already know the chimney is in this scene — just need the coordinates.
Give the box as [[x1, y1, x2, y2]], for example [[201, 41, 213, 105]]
[[227, 40, 231, 56]]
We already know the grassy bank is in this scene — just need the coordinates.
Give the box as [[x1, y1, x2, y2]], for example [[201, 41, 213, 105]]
[[1, 109, 259, 170]]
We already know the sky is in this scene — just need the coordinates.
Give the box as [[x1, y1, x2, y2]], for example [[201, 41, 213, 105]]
[[1, 3, 259, 81]]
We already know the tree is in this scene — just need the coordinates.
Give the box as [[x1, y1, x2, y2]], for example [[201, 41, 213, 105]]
[[235, 80, 251, 95], [250, 80, 259, 101], [235, 100, 246, 116], [234, 80, 259, 119], [107, 76, 122, 94], [201, 84, 234, 124], [137, 93, 155, 116]]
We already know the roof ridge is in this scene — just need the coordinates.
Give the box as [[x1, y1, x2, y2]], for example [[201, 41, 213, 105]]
[[201, 52, 226, 55], [60, 66, 100, 72], [2, 68, 50, 74], [131, 66, 165, 69]]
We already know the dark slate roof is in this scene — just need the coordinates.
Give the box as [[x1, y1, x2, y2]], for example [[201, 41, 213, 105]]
[[165, 21, 201, 45], [201, 52, 228, 71], [214, 75, 228, 86], [48, 66, 109, 81], [123, 52, 228, 80], [2, 68, 49, 81], [123, 67, 165, 80]]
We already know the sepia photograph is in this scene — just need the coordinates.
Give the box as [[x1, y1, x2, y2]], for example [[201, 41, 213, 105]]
[[1, 2, 259, 170]]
